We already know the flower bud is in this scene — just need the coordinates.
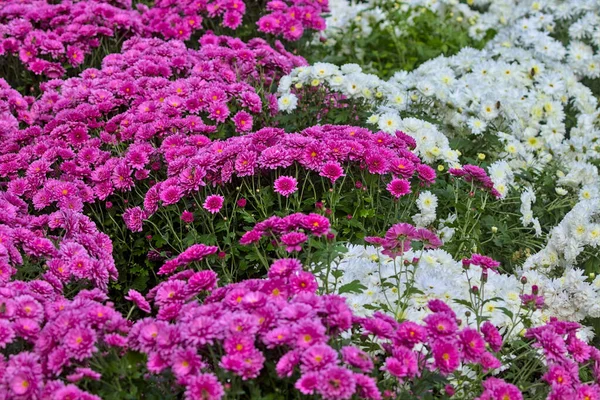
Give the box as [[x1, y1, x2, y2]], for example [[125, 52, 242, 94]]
[[471, 286, 479, 294], [532, 285, 539, 295], [521, 276, 527, 284], [491, 226, 498, 233]]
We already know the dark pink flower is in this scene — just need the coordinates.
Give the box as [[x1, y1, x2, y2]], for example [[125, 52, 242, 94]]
[[386, 178, 411, 198], [203, 195, 224, 214], [274, 176, 298, 197]]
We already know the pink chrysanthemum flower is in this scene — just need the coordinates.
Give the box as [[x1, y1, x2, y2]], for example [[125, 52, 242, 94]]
[[280, 232, 308, 252], [386, 178, 411, 198], [203, 195, 224, 214], [184, 373, 224, 400], [432, 340, 461, 375], [181, 210, 194, 224], [125, 289, 151, 313], [274, 176, 298, 197], [319, 162, 345, 183], [233, 111, 253, 133]]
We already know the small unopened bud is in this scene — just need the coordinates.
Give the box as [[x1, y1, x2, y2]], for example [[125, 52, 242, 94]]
[[532, 285, 539, 295], [465, 310, 471, 317], [521, 276, 527, 284], [471, 286, 479, 294], [491, 226, 498, 233]]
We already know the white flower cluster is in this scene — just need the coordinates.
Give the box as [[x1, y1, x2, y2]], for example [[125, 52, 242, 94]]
[[396, 48, 599, 175], [412, 191, 437, 227], [488, 160, 514, 199], [520, 187, 542, 237], [277, 63, 461, 166], [324, 244, 598, 340], [522, 199, 600, 273]]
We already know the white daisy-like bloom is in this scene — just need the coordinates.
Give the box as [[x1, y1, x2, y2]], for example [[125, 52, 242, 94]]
[[277, 93, 298, 113]]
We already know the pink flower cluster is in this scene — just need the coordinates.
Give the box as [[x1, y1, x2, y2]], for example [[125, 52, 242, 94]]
[[239, 213, 331, 252], [366, 300, 505, 380], [526, 319, 600, 399], [0, 0, 145, 77], [0, 0, 328, 77], [0, 79, 34, 127], [365, 222, 442, 257], [462, 253, 501, 271], [157, 243, 219, 276], [0, 34, 305, 214], [257, 0, 329, 41], [139, 0, 247, 39], [449, 164, 502, 198], [127, 253, 525, 399], [0, 280, 128, 399], [0, 191, 117, 290], [130, 126, 429, 229]]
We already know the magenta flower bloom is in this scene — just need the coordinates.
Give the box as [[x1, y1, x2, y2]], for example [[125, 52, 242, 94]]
[[123, 207, 145, 232], [341, 346, 373, 372], [300, 343, 338, 372], [233, 111, 253, 133], [290, 271, 318, 294], [295, 371, 319, 395], [181, 210, 194, 224], [382, 223, 418, 256], [203, 195, 224, 214], [391, 157, 416, 178], [432, 340, 460, 375], [316, 366, 356, 399], [302, 214, 330, 236], [459, 328, 486, 362], [384, 347, 418, 380], [171, 347, 204, 379], [64, 327, 97, 361], [386, 178, 411, 198], [125, 289, 151, 313], [184, 373, 224, 400], [319, 162, 345, 183], [0, 320, 15, 348], [424, 312, 458, 338], [417, 164, 436, 184], [463, 254, 501, 271], [178, 244, 219, 265], [268, 258, 302, 279], [477, 377, 523, 400], [395, 321, 427, 347], [354, 373, 382, 400], [481, 322, 503, 352], [280, 232, 308, 252], [274, 176, 298, 197], [480, 352, 502, 372]]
